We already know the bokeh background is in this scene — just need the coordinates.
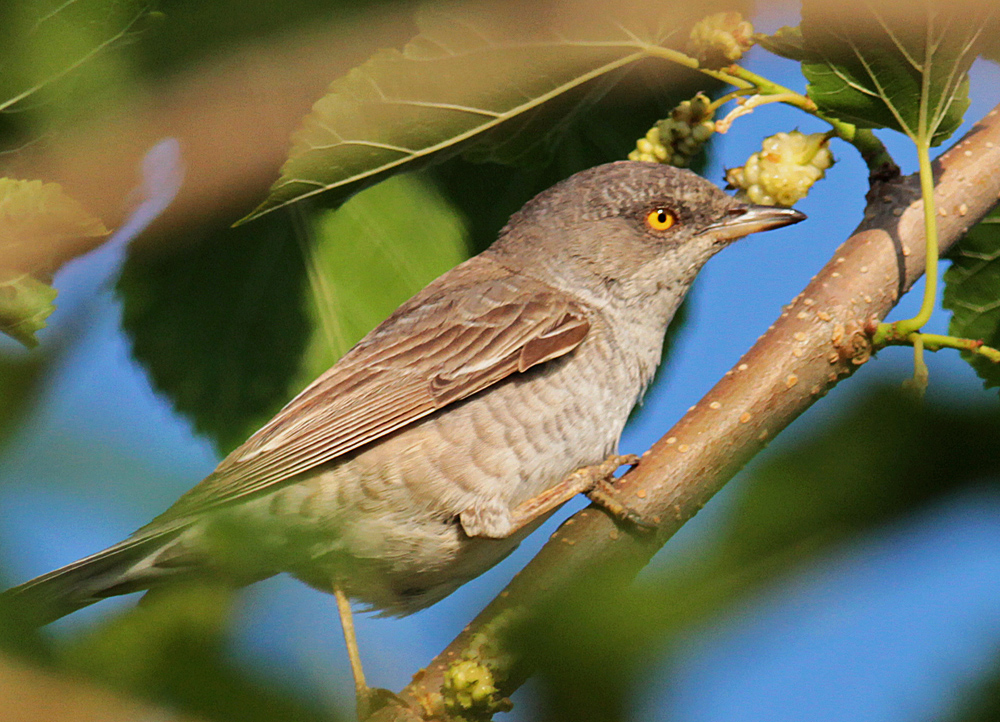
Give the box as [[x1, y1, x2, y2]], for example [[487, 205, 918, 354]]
[[1, 0, 999, 720]]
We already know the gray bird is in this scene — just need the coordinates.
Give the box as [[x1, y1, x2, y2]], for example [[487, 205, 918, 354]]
[[1, 161, 802, 709]]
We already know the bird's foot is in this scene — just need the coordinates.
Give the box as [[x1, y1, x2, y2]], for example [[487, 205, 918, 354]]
[[582, 454, 657, 531], [466, 454, 653, 540]]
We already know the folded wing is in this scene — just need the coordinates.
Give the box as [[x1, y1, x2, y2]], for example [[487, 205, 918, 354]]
[[150, 256, 590, 526]]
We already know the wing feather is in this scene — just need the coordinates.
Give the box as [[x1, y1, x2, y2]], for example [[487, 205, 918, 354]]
[[151, 257, 590, 525]]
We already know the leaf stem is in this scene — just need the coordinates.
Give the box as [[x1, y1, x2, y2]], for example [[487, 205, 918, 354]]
[[714, 93, 812, 133], [909, 333, 929, 395], [707, 87, 756, 113], [879, 141, 939, 343], [720, 66, 817, 112], [873, 329, 1000, 364]]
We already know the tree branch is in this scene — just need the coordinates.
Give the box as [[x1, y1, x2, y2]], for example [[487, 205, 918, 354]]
[[374, 104, 1000, 721]]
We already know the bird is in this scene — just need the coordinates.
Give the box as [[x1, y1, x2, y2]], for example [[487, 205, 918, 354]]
[[1, 161, 804, 714]]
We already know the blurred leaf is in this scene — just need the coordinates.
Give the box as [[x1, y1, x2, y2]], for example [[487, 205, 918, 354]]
[[118, 211, 313, 455], [755, 25, 808, 62], [0, 559, 52, 663], [0, 274, 57, 348], [131, 0, 400, 80], [521, 388, 1000, 718], [0, 178, 109, 273], [62, 583, 339, 722], [119, 173, 467, 454], [947, 654, 1000, 722], [975, 10, 1000, 65], [242, 2, 695, 222], [0, 0, 156, 117], [0, 354, 44, 449], [943, 206, 1000, 391], [0, 178, 109, 346], [799, 0, 991, 145]]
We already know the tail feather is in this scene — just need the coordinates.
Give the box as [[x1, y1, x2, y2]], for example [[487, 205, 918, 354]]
[[0, 526, 189, 627]]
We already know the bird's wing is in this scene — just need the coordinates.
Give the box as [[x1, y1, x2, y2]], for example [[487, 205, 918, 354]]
[[152, 258, 591, 524]]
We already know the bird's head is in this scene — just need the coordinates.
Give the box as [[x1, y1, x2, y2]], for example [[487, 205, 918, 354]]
[[490, 161, 805, 309]]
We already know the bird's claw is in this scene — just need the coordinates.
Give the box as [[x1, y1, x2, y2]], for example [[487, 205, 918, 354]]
[[584, 454, 657, 532]]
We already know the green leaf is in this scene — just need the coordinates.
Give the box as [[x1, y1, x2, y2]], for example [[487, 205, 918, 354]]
[[0, 178, 109, 274], [799, 0, 991, 146], [241, 4, 690, 222], [119, 173, 467, 454], [943, 206, 1000, 390], [0, 353, 43, 450], [119, 211, 314, 455], [946, 655, 1000, 722], [0, 178, 108, 346], [974, 9, 1000, 65], [0, 0, 157, 115], [0, 274, 57, 348], [755, 25, 809, 62]]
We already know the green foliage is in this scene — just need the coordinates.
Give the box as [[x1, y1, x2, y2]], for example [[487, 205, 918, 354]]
[[431, 69, 714, 251], [521, 388, 1000, 719], [118, 211, 314, 454], [60, 584, 341, 721], [0, 274, 57, 348], [131, 0, 398, 79], [944, 207, 1000, 391], [0, 178, 108, 347], [0, 354, 44, 450], [243, 4, 696, 221], [797, 0, 989, 146], [0, 0, 157, 123], [947, 654, 1000, 722], [118, 173, 467, 454], [755, 25, 808, 62]]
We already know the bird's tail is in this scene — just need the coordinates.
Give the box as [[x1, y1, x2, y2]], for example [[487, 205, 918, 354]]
[[0, 526, 190, 627]]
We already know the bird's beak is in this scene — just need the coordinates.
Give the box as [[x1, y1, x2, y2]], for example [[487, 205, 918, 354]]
[[700, 204, 807, 243]]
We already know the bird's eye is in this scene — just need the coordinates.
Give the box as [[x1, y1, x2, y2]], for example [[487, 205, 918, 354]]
[[645, 207, 676, 231]]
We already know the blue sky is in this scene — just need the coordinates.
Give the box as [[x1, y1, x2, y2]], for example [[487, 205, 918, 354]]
[[1, 7, 999, 720]]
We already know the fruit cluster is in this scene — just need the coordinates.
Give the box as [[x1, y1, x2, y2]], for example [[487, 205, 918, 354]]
[[686, 12, 755, 69], [628, 93, 715, 168], [725, 131, 834, 207]]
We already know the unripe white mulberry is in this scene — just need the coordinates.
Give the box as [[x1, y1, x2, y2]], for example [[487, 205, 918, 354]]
[[725, 131, 834, 206], [628, 93, 715, 168], [687, 12, 755, 69]]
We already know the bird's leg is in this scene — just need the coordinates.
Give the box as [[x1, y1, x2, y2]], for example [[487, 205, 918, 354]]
[[334, 586, 372, 720], [507, 453, 652, 533]]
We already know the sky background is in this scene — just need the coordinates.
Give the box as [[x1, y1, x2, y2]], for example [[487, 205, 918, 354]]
[[1, 3, 1000, 720]]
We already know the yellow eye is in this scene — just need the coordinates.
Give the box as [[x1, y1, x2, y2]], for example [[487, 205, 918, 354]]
[[645, 208, 675, 231]]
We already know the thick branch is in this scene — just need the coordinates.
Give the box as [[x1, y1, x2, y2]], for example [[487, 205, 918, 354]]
[[378, 105, 1000, 721]]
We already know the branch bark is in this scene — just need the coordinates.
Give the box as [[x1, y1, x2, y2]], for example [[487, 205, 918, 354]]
[[374, 104, 1000, 721]]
